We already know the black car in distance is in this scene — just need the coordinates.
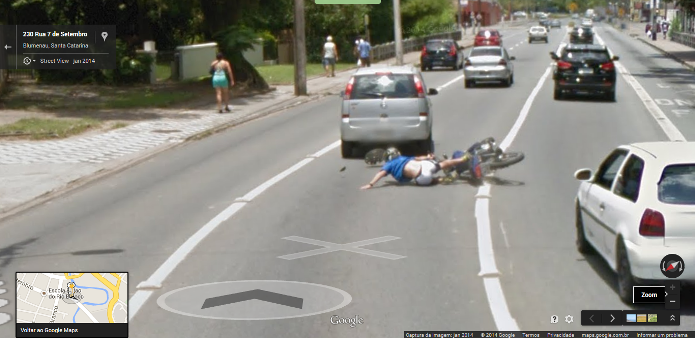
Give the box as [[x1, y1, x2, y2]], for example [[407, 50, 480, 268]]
[[550, 44, 619, 101], [420, 39, 464, 71], [569, 25, 594, 44]]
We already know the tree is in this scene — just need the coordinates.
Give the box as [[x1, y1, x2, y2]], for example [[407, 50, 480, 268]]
[[401, 0, 455, 38]]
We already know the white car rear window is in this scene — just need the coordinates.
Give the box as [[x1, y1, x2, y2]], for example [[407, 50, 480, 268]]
[[351, 74, 418, 99], [658, 164, 695, 205], [531, 28, 545, 33]]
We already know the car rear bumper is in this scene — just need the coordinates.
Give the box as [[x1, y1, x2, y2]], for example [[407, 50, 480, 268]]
[[625, 241, 695, 282], [465, 68, 511, 81], [421, 56, 458, 67], [529, 35, 548, 40], [555, 81, 614, 93], [340, 119, 431, 143]]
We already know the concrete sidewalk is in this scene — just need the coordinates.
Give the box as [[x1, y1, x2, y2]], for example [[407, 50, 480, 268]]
[[0, 21, 528, 221], [616, 21, 695, 70]]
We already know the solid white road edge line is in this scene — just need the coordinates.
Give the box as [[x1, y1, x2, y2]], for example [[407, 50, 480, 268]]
[[437, 75, 465, 91], [475, 38, 554, 329], [128, 140, 341, 320], [594, 31, 686, 141]]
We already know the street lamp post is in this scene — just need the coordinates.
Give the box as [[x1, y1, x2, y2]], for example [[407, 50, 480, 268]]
[[393, 0, 403, 65]]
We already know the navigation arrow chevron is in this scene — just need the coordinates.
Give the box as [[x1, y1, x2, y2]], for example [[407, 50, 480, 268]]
[[201, 289, 304, 310]]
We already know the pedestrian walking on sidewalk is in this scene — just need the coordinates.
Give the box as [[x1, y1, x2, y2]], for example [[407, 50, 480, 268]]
[[357, 38, 371, 67], [323, 36, 338, 77], [662, 21, 669, 39], [210, 52, 235, 113], [354, 37, 364, 66]]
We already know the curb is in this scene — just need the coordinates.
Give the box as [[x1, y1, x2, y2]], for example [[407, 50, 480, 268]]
[[0, 87, 339, 223], [636, 38, 695, 72]]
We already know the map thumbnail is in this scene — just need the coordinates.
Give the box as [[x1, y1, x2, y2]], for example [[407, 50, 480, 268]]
[[16, 273, 127, 324]]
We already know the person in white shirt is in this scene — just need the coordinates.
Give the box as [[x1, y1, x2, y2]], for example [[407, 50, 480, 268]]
[[323, 36, 339, 77]]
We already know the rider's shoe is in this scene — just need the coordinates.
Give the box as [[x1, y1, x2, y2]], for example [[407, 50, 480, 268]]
[[470, 154, 483, 179]]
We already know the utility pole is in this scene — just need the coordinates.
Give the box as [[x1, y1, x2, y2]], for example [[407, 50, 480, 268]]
[[393, 0, 403, 65], [293, 0, 307, 96], [457, 0, 462, 32]]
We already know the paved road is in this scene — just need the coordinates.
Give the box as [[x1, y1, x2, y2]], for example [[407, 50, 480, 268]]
[[1, 22, 693, 336]]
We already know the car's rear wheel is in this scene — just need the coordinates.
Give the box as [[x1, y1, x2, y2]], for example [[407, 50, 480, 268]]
[[421, 64, 426, 72], [545, 38, 549, 43], [419, 136, 434, 153], [617, 240, 637, 304], [465, 80, 473, 88], [341, 140, 354, 158], [575, 202, 594, 254], [606, 90, 616, 102], [528, 38, 532, 43], [554, 86, 563, 100], [510, 74, 514, 84], [503, 77, 511, 87]]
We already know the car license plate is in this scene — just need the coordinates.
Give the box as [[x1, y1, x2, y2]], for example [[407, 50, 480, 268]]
[[433, 61, 443, 66], [579, 68, 594, 74]]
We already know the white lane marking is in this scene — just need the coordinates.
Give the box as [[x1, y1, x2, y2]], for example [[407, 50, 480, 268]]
[[475, 186, 498, 276], [499, 222, 510, 248], [509, 47, 514, 50], [475, 40, 556, 330], [594, 31, 686, 141], [484, 278, 518, 329], [128, 141, 341, 319], [436, 75, 465, 91], [498, 67, 552, 150]]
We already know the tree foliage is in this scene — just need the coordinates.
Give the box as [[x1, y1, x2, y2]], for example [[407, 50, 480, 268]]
[[5, 0, 458, 87], [402, 0, 455, 38]]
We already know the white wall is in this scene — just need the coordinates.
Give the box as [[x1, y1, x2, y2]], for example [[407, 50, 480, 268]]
[[176, 42, 218, 81]]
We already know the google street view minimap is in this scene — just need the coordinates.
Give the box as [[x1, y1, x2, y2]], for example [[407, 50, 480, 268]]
[[15, 273, 128, 337]]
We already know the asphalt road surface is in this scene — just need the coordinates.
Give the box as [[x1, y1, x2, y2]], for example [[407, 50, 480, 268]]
[[1, 21, 693, 337]]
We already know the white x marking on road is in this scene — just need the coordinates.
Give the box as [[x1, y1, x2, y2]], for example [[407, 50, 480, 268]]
[[278, 236, 406, 260]]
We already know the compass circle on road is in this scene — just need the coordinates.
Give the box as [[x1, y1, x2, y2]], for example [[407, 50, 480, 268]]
[[660, 254, 685, 278], [157, 280, 352, 320]]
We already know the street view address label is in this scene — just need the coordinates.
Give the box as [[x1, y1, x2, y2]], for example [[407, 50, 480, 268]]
[[16, 272, 128, 338], [157, 280, 352, 320]]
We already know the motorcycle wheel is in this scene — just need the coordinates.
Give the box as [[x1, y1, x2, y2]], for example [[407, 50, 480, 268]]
[[487, 151, 525, 169]]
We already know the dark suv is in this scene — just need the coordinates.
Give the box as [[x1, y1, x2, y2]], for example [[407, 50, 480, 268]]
[[569, 26, 594, 44], [550, 44, 619, 101], [420, 39, 464, 71]]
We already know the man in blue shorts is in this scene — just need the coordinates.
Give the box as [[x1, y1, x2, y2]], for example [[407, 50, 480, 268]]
[[360, 152, 481, 189]]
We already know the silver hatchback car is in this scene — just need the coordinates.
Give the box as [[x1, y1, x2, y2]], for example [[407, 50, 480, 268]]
[[339, 66, 438, 157], [463, 46, 515, 88]]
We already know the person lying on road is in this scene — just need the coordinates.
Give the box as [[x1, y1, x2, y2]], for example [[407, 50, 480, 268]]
[[360, 152, 480, 189]]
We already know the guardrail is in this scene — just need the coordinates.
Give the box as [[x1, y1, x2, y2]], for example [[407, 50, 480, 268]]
[[671, 32, 695, 48], [370, 31, 463, 61], [369, 20, 530, 61]]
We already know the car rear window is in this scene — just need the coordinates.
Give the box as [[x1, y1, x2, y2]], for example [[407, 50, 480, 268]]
[[658, 164, 695, 205], [426, 41, 452, 50], [477, 30, 499, 37], [562, 50, 610, 62], [530, 27, 546, 33], [470, 48, 502, 57], [350, 74, 418, 99]]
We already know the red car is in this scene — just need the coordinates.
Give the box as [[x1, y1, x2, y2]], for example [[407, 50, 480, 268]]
[[474, 29, 502, 46]]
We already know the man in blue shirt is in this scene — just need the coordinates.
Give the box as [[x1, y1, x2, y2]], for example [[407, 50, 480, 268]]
[[358, 38, 371, 67], [360, 152, 480, 189]]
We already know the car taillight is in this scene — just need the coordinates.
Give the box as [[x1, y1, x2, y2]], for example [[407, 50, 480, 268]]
[[421, 46, 427, 56], [639, 208, 665, 237], [600, 62, 615, 71], [557, 61, 572, 70], [344, 77, 354, 99], [449, 45, 456, 56], [413, 76, 425, 97], [499, 59, 507, 65]]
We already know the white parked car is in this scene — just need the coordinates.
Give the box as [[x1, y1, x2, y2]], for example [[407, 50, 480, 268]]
[[582, 18, 593, 27], [574, 142, 695, 303]]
